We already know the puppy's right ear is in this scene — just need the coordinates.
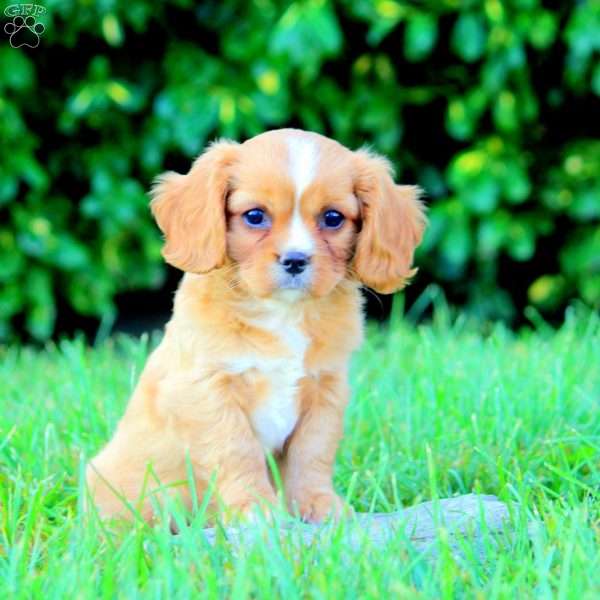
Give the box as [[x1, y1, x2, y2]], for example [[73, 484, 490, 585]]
[[150, 140, 239, 273]]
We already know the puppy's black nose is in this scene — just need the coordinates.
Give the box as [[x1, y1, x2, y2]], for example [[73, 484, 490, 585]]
[[280, 251, 310, 275]]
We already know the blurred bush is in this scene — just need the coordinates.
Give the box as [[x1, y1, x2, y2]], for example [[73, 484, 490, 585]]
[[1, 0, 599, 340]]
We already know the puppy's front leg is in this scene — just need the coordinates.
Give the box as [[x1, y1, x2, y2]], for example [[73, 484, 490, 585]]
[[281, 373, 351, 523]]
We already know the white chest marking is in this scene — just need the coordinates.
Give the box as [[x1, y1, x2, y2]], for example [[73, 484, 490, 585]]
[[226, 302, 308, 452]]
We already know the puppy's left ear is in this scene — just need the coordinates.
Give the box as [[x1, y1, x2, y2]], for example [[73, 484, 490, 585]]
[[150, 140, 239, 273], [352, 149, 427, 294]]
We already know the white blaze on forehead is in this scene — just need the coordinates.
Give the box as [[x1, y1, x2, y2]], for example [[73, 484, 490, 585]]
[[287, 136, 318, 198], [284, 136, 318, 254]]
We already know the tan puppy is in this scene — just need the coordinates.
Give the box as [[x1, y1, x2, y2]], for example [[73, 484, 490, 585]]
[[86, 129, 426, 524]]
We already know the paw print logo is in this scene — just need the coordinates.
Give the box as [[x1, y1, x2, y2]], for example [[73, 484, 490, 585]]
[[4, 15, 45, 48]]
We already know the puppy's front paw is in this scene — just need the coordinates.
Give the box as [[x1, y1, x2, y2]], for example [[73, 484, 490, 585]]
[[290, 491, 353, 524], [222, 491, 280, 524]]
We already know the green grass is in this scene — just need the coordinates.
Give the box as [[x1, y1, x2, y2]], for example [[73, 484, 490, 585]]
[[1, 306, 599, 598]]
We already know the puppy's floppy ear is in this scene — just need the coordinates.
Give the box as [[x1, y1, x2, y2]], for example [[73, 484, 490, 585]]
[[352, 149, 427, 294], [150, 140, 239, 273]]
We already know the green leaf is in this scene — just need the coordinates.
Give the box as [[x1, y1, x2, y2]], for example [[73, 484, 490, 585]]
[[477, 213, 509, 259], [404, 13, 438, 62], [0, 230, 24, 282], [506, 223, 535, 261], [0, 47, 35, 91], [445, 89, 487, 141], [451, 13, 486, 62], [448, 149, 487, 188], [67, 269, 116, 316], [0, 282, 23, 320], [446, 98, 473, 140], [102, 14, 124, 47], [528, 10, 558, 49], [439, 206, 472, 277], [493, 90, 518, 132], [24, 268, 55, 340], [500, 162, 531, 204], [569, 190, 600, 220], [49, 235, 90, 271], [528, 275, 567, 309], [561, 229, 600, 275], [271, 0, 342, 67], [579, 274, 600, 306], [462, 175, 500, 214], [0, 171, 18, 205]]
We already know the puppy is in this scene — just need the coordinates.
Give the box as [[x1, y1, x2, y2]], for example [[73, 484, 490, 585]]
[[86, 129, 426, 524]]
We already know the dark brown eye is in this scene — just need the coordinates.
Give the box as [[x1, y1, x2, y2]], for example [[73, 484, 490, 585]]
[[320, 210, 345, 229], [243, 208, 271, 229]]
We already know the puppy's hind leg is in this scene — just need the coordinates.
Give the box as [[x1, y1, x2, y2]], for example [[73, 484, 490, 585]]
[[85, 427, 190, 524]]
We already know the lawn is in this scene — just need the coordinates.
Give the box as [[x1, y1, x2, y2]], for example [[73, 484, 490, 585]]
[[1, 305, 599, 598]]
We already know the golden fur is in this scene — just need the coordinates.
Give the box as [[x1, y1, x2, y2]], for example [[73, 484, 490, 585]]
[[86, 129, 426, 523]]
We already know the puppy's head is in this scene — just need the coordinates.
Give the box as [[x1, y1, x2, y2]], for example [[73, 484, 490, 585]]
[[151, 129, 426, 298]]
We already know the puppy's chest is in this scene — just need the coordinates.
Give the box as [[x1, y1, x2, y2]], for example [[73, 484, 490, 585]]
[[225, 313, 309, 452]]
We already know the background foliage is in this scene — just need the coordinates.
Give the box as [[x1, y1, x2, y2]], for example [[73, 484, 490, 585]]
[[1, 0, 599, 340]]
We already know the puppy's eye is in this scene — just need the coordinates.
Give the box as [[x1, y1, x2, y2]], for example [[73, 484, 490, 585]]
[[243, 208, 271, 229], [320, 210, 345, 230]]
